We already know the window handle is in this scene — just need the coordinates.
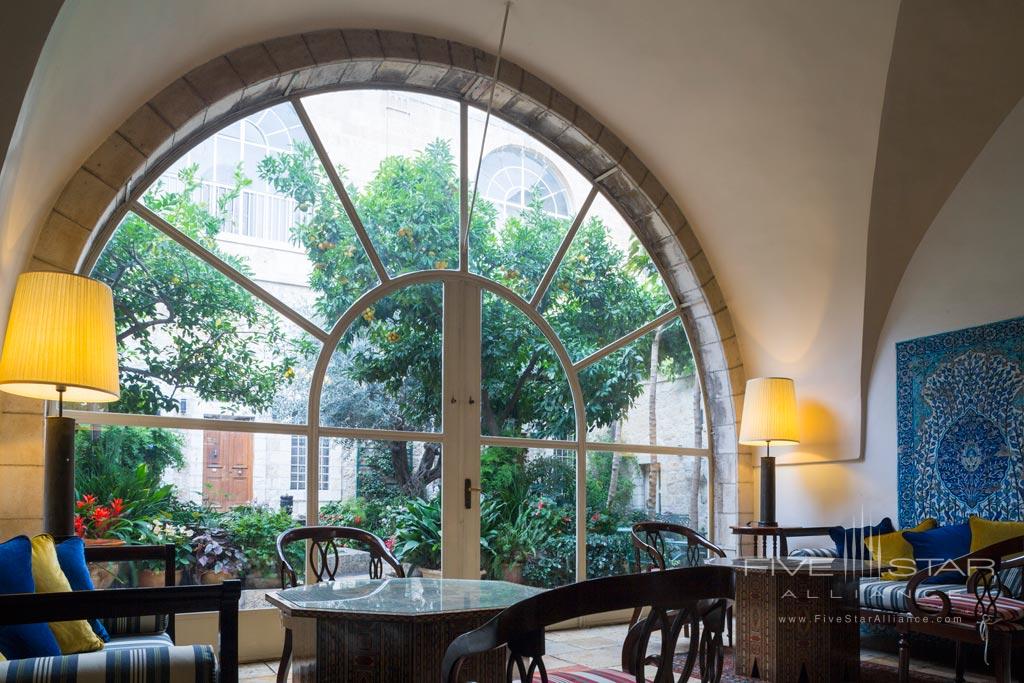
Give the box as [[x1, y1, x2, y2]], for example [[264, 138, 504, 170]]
[[464, 478, 482, 509]]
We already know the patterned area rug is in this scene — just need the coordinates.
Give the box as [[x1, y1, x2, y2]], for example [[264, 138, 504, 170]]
[[544, 650, 950, 683], [670, 648, 950, 683]]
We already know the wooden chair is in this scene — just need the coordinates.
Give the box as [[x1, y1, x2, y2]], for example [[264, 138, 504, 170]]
[[903, 535, 1024, 683], [274, 526, 404, 683], [629, 522, 733, 648], [442, 565, 734, 683]]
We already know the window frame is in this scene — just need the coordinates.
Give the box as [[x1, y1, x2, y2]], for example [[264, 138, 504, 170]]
[[68, 87, 715, 585]]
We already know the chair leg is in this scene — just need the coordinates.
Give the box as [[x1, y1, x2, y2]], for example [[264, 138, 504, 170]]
[[726, 604, 733, 647], [991, 635, 1012, 683], [277, 628, 293, 683], [953, 641, 965, 683], [897, 631, 910, 683]]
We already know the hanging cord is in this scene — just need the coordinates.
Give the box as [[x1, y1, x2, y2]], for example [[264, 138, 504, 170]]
[[463, 1, 513, 248]]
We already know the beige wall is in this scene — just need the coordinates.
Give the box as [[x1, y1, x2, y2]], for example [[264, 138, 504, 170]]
[[776, 98, 1024, 529], [0, 393, 44, 538]]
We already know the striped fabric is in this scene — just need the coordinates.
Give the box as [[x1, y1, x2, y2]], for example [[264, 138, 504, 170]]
[[788, 546, 839, 558], [102, 634, 174, 651], [858, 577, 968, 612], [99, 615, 169, 638], [0, 644, 216, 683], [544, 669, 644, 683], [917, 592, 1024, 630], [998, 566, 1023, 598]]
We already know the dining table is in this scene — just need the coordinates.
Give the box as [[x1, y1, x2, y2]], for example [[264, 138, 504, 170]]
[[266, 576, 543, 683]]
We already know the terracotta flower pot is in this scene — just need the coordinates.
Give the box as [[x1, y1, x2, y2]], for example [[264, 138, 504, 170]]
[[83, 539, 125, 588], [138, 569, 184, 587], [501, 563, 524, 584], [200, 570, 238, 585]]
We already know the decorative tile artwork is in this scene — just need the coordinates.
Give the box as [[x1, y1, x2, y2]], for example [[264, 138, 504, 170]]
[[897, 317, 1024, 527]]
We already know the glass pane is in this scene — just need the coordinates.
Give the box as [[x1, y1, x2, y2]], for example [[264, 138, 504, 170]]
[[301, 90, 461, 276], [481, 446, 576, 589], [467, 107, 588, 298], [142, 102, 379, 329], [541, 193, 674, 361], [585, 451, 709, 579], [86, 212, 318, 423], [580, 318, 703, 448], [481, 292, 574, 440], [73, 423, 304, 607], [319, 439, 442, 575], [320, 283, 442, 432]]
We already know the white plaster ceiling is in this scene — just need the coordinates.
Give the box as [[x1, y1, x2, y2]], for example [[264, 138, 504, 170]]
[[0, 0, 902, 462]]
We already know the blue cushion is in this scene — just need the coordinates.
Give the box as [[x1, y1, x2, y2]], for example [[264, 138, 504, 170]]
[[829, 517, 895, 559], [0, 536, 62, 659], [903, 522, 972, 585], [54, 537, 109, 642]]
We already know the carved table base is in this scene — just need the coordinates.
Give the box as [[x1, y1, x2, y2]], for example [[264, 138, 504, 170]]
[[733, 568, 861, 682]]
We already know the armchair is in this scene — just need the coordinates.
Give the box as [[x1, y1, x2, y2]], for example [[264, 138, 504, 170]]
[[903, 535, 1024, 683]]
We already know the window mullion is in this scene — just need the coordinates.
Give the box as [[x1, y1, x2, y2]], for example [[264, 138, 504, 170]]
[[130, 202, 327, 342], [459, 102, 469, 272], [529, 185, 599, 309], [573, 308, 680, 372], [291, 97, 391, 285]]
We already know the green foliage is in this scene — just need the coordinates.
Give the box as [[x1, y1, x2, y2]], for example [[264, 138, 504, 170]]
[[92, 165, 301, 415], [74, 464, 175, 543], [259, 139, 693, 449], [75, 426, 184, 489], [222, 504, 301, 577], [390, 496, 441, 569]]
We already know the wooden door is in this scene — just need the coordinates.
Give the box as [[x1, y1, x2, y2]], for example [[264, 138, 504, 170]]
[[203, 431, 254, 509]]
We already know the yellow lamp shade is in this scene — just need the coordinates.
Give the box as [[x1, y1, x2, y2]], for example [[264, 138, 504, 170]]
[[0, 272, 120, 403], [738, 377, 799, 446]]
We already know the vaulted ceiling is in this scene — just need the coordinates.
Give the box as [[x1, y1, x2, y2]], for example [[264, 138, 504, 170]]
[[1, 0, 1021, 461]]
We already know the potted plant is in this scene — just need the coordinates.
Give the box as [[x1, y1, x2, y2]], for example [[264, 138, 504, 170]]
[[192, 528, 245, 584], [222, 504, 298, 588], [137, 520, 195, 586], [74, 493, 131, 587]]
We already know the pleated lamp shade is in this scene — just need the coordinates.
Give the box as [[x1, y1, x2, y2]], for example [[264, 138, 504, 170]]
[[738, 377, 799, 446], [0, 272, 120, 403]]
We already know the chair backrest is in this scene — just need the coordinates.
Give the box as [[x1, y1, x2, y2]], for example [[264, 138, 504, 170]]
[[630, 521, 725, 573], [276, 526, 405, 588], [442, 565, 734, 683]]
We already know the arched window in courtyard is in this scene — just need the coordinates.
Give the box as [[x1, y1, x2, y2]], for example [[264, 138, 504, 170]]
[[71, 88, 710, 601]]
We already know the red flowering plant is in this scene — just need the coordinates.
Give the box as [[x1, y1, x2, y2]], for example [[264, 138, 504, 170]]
[[75, 493, 132, 539]]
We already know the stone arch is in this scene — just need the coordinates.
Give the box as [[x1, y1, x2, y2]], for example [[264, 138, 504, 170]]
[[27, 29, 750, 546]]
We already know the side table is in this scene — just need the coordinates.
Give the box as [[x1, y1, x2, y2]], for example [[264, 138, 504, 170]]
[[706, 557, 878, 682]]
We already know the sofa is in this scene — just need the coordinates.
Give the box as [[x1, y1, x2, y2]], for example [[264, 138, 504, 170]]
[[0, 543, 240, 683]]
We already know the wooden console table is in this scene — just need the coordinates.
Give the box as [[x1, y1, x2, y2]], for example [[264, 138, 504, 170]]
[[730, 524, 833, 557], [707, 557, 878, 682]]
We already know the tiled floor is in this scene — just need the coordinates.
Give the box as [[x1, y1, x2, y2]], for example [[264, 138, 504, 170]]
[[241, 623, 990, 682]]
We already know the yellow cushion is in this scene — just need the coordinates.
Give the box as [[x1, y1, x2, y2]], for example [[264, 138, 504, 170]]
[[969, 516, 1024, 554], [30, 535, 104, 654], [864, 518, 938, 580]]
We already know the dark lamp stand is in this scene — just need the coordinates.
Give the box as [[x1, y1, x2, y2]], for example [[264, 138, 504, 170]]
[[759, 441, 776, 526], [43, 386, 76, 537]]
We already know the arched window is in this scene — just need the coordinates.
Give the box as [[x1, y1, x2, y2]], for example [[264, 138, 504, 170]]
[[478, 145, 573, 219], [73, 88, 709, 599]]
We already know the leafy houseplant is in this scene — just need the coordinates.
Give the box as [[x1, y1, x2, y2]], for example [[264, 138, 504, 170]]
[[136, 520, 196, 586], [222, 504, 298, 587], [391, 497, 441, 572], [192, 528, 245, 583]]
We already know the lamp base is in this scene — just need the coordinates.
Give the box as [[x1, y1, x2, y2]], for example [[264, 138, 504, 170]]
[[44, 416, 77, 537], [758, 454, 776, 526]]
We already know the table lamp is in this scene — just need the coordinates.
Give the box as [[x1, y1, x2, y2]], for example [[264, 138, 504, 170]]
[[0, 272, 120, 536], [738, 377, 798, 526]]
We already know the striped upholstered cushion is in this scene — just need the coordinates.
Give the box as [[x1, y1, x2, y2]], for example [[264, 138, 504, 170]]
[[998, 566, 1023, 598], [0, 644, 216, 683], [859, 577, 968, 612], [99, 614, 169, 637], [102, 633, 174, 650], [545, 669, 645, 683], [788, 546, 839, 558], [917, 592, 1024, 630]]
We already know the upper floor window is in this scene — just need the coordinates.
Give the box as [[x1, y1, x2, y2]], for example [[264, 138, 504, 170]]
[[478, 145, 572, 220]]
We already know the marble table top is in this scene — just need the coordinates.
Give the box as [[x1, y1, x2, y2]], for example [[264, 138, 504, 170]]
[[267, 576, 544, 618]]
